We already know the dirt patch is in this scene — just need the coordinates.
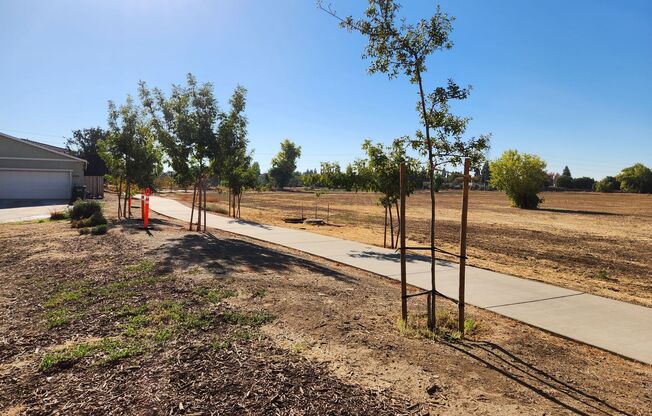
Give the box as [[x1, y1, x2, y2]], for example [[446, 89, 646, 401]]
[[1, 196, 650, 415]]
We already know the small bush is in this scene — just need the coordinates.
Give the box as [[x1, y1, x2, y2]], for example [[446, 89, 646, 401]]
[[79, 228, 90, 235], [91, 224, 108, 235], [206, 203, 228, 215], [70, 200, 102, 220], [87, 211, 107, 226], [50, 210, 69, 220]]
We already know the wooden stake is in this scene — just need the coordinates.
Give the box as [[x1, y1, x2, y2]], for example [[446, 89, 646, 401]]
[[399, 163, 407, 322], [458, 158, 471, 336]]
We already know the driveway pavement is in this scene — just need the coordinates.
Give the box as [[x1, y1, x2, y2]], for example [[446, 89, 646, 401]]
[[0, 200, 68, 223], [147, 195, 652, 365]]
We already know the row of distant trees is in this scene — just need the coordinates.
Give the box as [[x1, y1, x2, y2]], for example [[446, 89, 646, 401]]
[[545, 164, 652, 194]]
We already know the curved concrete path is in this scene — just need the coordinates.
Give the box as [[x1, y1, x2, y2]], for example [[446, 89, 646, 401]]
[[147, 195, 652, 365]]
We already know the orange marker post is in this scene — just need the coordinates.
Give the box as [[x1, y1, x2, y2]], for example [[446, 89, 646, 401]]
[[143, 188, 151, 229]]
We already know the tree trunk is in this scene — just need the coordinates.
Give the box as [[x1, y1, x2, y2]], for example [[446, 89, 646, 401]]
[[416, 68, 436, 329], [117, 179, 123, 220], [197, 179, 202, 232], [394, 200, 401, 249], [122, 182, 128, 219], [189, 181, 197, 231], [204, 184, 207, 232], [388, 203, 394, 249], [237, 192, 242, 218], [383, 205, 388, 248], [227, 188, 231, 217]]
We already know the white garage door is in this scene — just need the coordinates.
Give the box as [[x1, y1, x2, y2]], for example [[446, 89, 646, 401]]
[[0, 170, 71, 200]]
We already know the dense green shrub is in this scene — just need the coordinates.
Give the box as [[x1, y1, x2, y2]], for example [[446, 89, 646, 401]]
[[617, 163, 652, 193], [90, 224, 108, 235], [490, 150, 547, 209], [70, 200, 102, 220], [595, 176, 620, 192], [86, 211, 107, 227]]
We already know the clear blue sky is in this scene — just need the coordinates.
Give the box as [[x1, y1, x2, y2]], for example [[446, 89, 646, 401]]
[[1, 0, 650, 179]]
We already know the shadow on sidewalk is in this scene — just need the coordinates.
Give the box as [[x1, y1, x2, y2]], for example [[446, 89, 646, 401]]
[[444, 340, 634, 416], [154, 232, 359, 285]]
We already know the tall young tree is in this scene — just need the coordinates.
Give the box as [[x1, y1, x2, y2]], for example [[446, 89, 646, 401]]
[[321, 0, 490, 327], [65, 127, 109, 176], [99, 95, 162, 219], [214, 85, 254, 218], [359, 138, 418, 249], [269, 139, 302, 190], [139, 73, 219, 231]]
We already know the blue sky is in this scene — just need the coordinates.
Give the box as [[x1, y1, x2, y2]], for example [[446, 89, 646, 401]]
[[1, 0, 650, 179]]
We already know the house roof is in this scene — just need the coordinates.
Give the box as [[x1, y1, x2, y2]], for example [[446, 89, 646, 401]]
[[0, 131, 87, 164]]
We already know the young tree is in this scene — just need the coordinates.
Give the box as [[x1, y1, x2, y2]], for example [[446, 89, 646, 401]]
[[214, 85, 253, 217], [269, 139, 302, 190], [490, 150, 547, 209], [139, 73, 219, 231], [321, 0, 490, 326], [99, 95, 162, 219], [65, 127, 109, 176], [360, 138, 418, 248], [617, 163, 652, 193]]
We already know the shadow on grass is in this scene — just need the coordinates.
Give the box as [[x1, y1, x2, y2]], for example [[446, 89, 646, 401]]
[[537, 208, 622, 216], [444, 340, 634, 416], [154, 232, 358, 284]]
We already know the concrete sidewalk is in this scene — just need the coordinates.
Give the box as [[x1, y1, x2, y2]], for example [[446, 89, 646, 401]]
[[148, 195, 652, 365], [0, 202, 68, 224]]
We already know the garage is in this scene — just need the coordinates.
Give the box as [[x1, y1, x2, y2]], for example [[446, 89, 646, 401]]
[[0, 169, 72, 200], [0, 132, 86, 201]]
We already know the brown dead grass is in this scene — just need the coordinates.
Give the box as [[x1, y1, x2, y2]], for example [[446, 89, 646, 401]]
[[167, 190, 652, 307]]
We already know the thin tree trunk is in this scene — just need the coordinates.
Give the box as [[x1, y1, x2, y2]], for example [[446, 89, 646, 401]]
[[189, 181, 197, 231], [122, 182, 128, 219], [388, 203, 394, 249], [394, 200, 401, 249], [237, 192, 242, 218], [197, 179, 202, 232], [203, 185, 207, 232], [416, 68, 436, 329], [227, 188, 231, 217], [127, 183, 132, 219], [117, 179, 123, 220], [383, 205, 388, 248]]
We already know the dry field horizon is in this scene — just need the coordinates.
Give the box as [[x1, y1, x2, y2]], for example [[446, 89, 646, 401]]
[[166, 189, 652, 307]]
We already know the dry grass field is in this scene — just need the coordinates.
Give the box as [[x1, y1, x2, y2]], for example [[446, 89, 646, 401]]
[[168, 190, 652, 307]]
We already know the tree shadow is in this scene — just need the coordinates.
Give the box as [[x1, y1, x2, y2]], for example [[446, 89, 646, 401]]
[[537, 208, 622, 216], [444, 339, 635, 416], [227, 218, 274, 230], [153, 232, 358, 285], [348, 250, 454, 267], [114, 217, 176, 234]]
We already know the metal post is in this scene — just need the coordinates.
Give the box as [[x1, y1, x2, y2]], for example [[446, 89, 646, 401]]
[[399, 163, 407, 322], [458, 158, 471, 336]]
